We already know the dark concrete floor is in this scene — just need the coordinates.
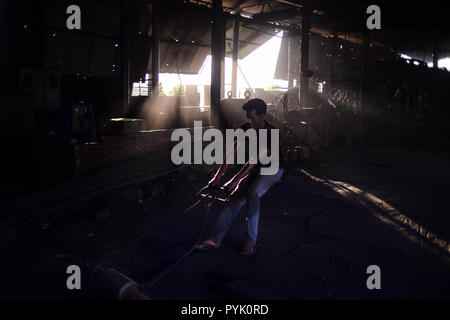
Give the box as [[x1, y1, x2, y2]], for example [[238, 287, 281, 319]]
[[107, 145, 450, 299], [1, 145, 450, 299]]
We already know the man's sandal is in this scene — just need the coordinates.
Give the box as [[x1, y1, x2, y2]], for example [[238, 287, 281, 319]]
[[194, 240, 220, 251], [240, 243, 257, 255]]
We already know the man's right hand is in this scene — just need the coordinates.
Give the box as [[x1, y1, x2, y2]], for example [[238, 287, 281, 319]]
[[208, 176, 221, 189]]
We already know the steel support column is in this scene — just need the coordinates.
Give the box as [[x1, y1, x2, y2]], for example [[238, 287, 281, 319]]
[[299, 5, 311, 107], [329, 34, 337, 90], [287, 32, 296, 89], [211, 0, 225, 127], [152, 0, 160, 97], [360, 32, 369, 111], [231, 14, 239, 98], [359, 32, 370, 145], [433, 37, 439, 69], [120, 0, 130, 116]]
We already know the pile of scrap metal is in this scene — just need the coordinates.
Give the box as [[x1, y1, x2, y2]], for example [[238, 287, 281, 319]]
[[266, 85, 362, 158], [219, 88, 363, 164]]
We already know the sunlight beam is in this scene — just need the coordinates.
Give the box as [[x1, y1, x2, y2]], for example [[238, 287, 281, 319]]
[[299, 169, 450, 264]]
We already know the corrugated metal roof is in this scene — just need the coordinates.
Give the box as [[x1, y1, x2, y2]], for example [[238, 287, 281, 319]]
[[43, 0, 121, 77], [147, 1, 283, 74], [37, 0, 281, 81], [22, 0, 450, 83], [148, 3, 212, 74]]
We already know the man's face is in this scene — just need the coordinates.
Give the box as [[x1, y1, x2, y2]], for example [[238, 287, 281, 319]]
[[246, 109, 266, 129]]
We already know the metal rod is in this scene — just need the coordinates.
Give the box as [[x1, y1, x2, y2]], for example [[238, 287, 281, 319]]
[[237, 61, 255, 97], [274, 0, 303, 9]]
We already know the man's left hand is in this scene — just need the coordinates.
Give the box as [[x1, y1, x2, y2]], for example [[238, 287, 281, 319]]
[[223, 179, 239, 194]]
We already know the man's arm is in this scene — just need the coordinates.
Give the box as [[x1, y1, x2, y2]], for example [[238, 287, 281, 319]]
[[223, 145, 275, 193], [223, 161, 258, 194], [208, 141, 238, 188]]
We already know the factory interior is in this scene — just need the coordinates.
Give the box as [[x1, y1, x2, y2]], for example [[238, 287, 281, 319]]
[[1, 0, 450, 300]]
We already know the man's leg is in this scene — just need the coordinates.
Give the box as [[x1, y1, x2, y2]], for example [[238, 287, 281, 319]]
[[209, 193, 247, 244], [245, 169, 284, 244]]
